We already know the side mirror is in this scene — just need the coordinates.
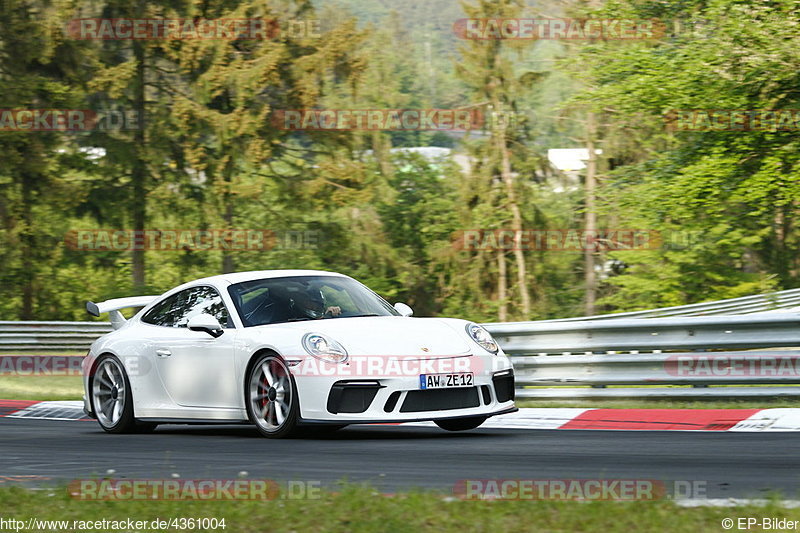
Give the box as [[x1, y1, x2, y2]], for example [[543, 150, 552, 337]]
[[187, 314, 224, 338], [394, 302, 413, 317]]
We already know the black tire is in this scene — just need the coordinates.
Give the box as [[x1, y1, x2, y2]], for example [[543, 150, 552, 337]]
[[435, 416, 487, 432], [91, 354, 155, 434], [245, 353, 301, 438]]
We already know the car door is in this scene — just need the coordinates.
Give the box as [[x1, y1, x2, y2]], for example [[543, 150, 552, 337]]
[[143, 286, 239, 409]]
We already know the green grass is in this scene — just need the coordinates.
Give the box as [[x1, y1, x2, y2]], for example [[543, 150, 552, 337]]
[[0, 376, 84, 401], [0, 352, 85, 400], [0, 485, 797, 532], [517, 398, 800, 410]]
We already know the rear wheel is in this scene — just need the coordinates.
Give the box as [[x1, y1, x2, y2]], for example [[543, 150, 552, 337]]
[[246, 354, 300, 438], [435, 416, 486, 432], [91, 355, 156, 434]]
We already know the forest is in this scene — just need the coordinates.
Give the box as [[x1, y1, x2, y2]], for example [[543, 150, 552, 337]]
[[2, 0, 797, 323]]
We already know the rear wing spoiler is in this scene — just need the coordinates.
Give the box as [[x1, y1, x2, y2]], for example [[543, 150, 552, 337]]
[[86, 296, 158, 329]]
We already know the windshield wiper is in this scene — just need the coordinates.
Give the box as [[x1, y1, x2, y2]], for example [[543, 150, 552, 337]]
[[286, 317, 316, 322], [346, 313, 381, 318]]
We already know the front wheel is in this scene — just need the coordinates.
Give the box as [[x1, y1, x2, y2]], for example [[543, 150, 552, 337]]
[[91, 355, 156, 434], [435, 416, 486, 432], [246, 354, 300, 438]]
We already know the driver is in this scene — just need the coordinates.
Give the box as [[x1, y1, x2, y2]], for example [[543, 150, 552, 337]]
[[290, 289, 341, 319]]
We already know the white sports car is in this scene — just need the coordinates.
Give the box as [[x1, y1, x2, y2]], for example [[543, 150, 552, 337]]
[[82, 270, 516, 438]]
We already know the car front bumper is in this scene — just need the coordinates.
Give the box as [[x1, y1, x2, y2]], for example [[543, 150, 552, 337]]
[[293, 359, 516, 423]]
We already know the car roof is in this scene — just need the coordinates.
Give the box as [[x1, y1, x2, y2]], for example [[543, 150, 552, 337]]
[[191, 269, 349, 287]]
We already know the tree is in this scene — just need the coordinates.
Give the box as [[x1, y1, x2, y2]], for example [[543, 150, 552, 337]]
[[0, 0, 88, 318], [454, 0, 543, 321], [568, 0, 800, 310]]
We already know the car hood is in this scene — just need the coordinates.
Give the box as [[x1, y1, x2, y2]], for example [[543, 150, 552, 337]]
[[257, 316, 473, 358]]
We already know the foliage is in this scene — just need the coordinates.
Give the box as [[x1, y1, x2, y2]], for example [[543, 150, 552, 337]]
[[1, 0, 799, 321]]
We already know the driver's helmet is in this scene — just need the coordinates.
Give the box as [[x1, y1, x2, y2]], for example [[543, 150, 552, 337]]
[[295, 288, 326, 319]]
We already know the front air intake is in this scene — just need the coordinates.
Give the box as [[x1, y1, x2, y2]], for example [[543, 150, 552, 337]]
[[400, 387, 480, 413]]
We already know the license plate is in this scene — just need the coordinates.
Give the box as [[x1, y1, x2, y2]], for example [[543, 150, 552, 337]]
[[419, 372, 474, 390]]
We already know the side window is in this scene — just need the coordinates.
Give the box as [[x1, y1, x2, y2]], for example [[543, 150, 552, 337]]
[[175, 286, 230, 328], [142, 287, 230, 328], [141, 291, 188, 327], [319, 284, 358, 314]]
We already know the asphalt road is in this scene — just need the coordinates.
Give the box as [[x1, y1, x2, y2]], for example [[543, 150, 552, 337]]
[[1, 418, 798, 499]]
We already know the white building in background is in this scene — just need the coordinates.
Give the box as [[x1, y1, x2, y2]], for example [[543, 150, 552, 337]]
[[370, 146, 602, 185], [546, 148, 603, 171], [547, 148, 603, 192], [384, 146, 471, 175]]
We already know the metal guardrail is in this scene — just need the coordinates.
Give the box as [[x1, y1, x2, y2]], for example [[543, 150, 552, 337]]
[[4, 288, 798, 351], [4, 291, 800, 398], [508, 352, 800, 398], [0, 321, 111, 351], [484, 314, 800, 398], [509, 351, 800, 386], [484, 314, 800, 354], [544, 288, 800, 321]]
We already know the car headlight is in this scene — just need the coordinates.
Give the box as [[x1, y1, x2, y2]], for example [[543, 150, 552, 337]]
[[466, 323, 499, 354], [302, 333, 348, 363]]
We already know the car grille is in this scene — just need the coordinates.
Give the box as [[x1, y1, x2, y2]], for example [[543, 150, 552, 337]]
[[400, 387, 480, 413]]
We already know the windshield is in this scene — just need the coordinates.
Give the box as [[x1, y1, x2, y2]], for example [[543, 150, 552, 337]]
[[228, 275, 399, 327]]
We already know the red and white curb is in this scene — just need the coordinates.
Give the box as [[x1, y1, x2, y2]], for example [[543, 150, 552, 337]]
[[407, 407, 800, 431], [0, 400, 90, 421], [4, 400, 800, 431], [404, 407, 800, 431]]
